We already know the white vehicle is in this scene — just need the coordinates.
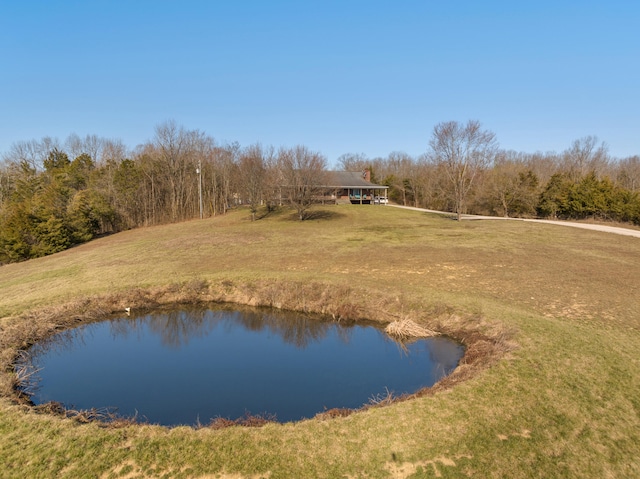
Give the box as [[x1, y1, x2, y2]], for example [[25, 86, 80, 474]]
[[374, 196, 388, 205]]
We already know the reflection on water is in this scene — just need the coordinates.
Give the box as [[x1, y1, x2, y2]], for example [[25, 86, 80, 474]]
[[106, 307, 342, 349], [18, 306, 464, 425]]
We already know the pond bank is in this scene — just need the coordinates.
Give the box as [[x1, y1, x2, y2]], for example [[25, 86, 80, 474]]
[[2, 279, 514, 427]]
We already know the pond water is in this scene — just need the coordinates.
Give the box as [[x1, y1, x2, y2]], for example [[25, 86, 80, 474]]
[[18, 306, 464, 426]]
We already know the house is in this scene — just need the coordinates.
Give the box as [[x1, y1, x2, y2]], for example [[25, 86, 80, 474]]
[[325, 170, 389, 205]]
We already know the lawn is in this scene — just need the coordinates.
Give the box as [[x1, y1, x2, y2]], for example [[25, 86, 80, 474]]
[[1, 205, 639, 478]]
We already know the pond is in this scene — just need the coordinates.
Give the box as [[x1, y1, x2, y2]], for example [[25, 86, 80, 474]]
[[18, 306, 464, 426]]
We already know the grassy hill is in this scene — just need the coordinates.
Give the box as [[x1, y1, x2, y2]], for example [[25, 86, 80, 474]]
[[1, 205, 639, 478]]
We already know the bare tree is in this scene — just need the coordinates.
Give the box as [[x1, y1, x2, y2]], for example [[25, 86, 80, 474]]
[[523, 151, 561, 187], [65, 134, 104, 163], [616, 156, 640, 192], [261, 145, 281, 212], [0, 159, 16, 208], [428, 120, 498, 220], [238, 143, 267, 221], [409, 156, 449, 211], [2, 137, 61, 171], [152, 120, 198, 222], [482, 152, 540, 217], [562, 136, 609, 181], [208, 142, 239, 216], [386, 151, 415, 206], [129, 144, 165, 225], [278, 145, 328, 220], [64, 133, 84, 159], [408, 155, 433, 208], [337, 152, 369, 172], [100, 139, 128, 165], [189, 132, 215, 219]]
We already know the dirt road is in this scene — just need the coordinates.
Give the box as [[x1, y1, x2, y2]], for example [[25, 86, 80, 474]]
[[389, 205, 640, 238]]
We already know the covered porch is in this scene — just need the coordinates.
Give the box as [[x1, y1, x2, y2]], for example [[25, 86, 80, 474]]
[[326, 171, 389, 205]]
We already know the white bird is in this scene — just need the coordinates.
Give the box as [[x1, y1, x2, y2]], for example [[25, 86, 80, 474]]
[[125, 307, 131, 315]]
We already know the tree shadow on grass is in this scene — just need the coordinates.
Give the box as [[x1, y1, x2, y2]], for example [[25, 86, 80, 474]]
[[255, 208, 286, 221], [253, 207, 345, 222], [299, 210, 346, 221], [282, 210, 345, 223]]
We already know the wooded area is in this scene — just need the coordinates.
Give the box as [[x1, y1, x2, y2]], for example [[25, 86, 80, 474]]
[[1, 120, 639, 263]]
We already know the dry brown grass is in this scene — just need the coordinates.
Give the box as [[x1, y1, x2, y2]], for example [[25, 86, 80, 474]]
[[1, 205, 639, 478], [384, 318, 439, 340]]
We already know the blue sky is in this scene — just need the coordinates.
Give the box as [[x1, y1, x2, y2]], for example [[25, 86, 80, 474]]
[[1, 1, 638, 165]]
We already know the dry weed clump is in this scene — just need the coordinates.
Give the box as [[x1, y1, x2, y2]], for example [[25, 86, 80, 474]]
[[385, 318, 439, 340], [368, 387, 398, 406], [206, 412, 277, 430], [28, 401, 141, 427], [314, 407, 354, 420], [1, 278, 516, 427]]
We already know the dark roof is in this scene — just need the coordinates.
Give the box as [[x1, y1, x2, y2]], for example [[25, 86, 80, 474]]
[[325, 171, 388, 189]]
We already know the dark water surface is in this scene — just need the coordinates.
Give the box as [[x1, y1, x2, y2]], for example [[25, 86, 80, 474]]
[[20, 307, 464, 425]]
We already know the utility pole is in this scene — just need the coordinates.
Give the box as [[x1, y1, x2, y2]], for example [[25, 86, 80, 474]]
[[197, 158, 203, 219]]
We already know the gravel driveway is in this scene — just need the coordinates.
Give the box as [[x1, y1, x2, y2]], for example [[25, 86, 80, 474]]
[[389, 205, 640, 238]]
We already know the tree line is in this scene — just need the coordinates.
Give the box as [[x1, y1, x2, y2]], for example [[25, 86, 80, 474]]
[[1, 120, 639, 263], [339, 121, 639, 224]]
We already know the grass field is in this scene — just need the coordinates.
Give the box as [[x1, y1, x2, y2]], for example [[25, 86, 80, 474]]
[[1, 205, 639, 478]]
